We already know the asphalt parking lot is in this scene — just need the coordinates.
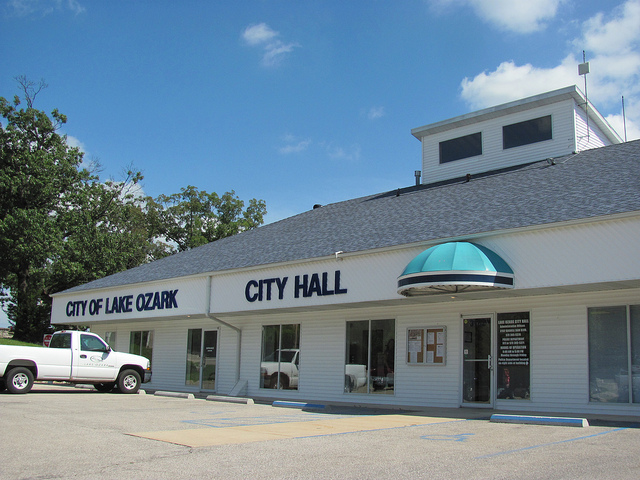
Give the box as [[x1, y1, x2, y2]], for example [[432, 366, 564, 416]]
[[1, 384, 639, 480]]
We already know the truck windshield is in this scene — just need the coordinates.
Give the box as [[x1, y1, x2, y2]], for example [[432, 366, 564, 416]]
[[49, 333, 72, 349]]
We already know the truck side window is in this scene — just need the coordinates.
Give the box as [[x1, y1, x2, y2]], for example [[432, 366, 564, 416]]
[[80, 334, 107, 352], [49, 333, 72, 349]]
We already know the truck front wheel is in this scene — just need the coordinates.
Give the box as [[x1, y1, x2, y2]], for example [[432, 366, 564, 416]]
[[117, 369, 141, 394], [6, 367, 34, 394]]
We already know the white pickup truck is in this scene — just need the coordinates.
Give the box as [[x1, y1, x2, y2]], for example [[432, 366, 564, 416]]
[[0, 330, 151, 394], [261, 349, 299, 389]]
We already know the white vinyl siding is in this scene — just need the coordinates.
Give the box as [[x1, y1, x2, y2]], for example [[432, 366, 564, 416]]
[[575, 104, 612, 151], [87, 215, 640, 415], [420, 100, 576, 184], [90, 287, 640, 416]]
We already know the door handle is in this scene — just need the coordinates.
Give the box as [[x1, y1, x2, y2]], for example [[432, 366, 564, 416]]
[[487, 354, 493, 370], [80, 354, 87, 359]]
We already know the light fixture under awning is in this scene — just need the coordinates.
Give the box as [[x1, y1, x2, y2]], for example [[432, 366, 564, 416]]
[[397, 242, 514, 296]]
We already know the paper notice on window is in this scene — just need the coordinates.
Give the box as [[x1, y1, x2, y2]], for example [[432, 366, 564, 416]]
[[437, 332, 445, 344], [409, 340, 422, 353], [427, 351, 435, 363], [436, 344, 445, 357], [427, 332, 435, 345]]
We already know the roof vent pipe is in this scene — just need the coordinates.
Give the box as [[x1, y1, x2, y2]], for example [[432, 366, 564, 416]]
[[414, 170, 421, 186]]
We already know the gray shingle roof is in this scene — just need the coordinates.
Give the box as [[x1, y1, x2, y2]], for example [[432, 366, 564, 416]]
[[61, 139, 640, 294]]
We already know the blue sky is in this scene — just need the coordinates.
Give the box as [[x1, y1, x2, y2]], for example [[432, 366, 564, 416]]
[[1, 0, 639, 327]]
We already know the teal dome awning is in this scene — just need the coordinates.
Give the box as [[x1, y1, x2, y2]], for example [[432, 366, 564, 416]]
[[397, 242, 514, 296]]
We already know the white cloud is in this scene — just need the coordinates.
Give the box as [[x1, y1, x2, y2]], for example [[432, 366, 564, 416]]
[[278, 134, 312, 154], [242, 23, 278, 46], [431, 0, 562, 33], [6, 0, 85, 16], [367, 106, 385, 120], [65, 134, 86, 152], [242, 23, 299, 67], [460, 56, 578, 109], [325, 143, 361, 162], [459, 0, 640, 140], [579, 0, 640, 55]]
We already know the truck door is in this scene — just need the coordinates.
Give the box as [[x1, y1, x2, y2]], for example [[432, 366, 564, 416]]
[[72, 333, 118, 381], [38, 333, 73, 379]]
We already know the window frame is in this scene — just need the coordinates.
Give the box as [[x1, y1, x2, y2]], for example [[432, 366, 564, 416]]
[[588, 304, 640, 404], [502, 115, 552, 150], [345, 318, 395, 395], [129, 330, 154, 366], [259, 323, 301, 390], [439, 132, 483, 164]]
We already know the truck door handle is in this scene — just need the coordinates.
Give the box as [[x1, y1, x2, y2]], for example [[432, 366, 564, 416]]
[[80, 354, 87, 359]]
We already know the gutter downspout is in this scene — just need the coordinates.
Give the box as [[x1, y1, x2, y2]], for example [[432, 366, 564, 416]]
[[204, 276, 242, 386]]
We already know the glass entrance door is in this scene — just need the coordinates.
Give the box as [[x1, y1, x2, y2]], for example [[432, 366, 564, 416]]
[[462, 317, 493, 406], [185, 329, 218, 391], [201, 330, 218, 391]]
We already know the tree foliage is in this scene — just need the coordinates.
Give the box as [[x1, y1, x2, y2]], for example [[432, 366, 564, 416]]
[[1, 78, 267, 342], [146, 186, 266, 252], [0, 80, 148, 342]]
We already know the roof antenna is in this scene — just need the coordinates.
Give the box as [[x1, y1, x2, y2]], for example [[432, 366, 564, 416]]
[[578, 51, 591, 144], [622, 96, 628, 142]]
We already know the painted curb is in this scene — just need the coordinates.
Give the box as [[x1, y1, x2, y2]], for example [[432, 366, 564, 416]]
[[490, 414, 589, 427], [206, 395, 254, 405], [272, 400, 330, 411], [154, 391, 195, 399]]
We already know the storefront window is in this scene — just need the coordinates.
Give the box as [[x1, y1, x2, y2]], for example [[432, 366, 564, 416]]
[[130, 330, 153, 366], [497, 312, 530, 400], [260, 324, 300, 390], [588, 306, 640, 403], [185, 329, 202, 387], [632, 306, 640, 403], [345, 319, 395, 394]]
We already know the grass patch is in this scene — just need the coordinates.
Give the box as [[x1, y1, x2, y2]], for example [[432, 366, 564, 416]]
[[0, 338, 43, 347]]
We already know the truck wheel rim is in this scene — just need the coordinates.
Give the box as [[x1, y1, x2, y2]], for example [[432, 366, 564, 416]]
[[13, 373, 29, 389], [123, 375, 137, 390]]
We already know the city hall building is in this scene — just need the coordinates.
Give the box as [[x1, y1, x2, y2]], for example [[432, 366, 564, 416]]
[[51, 86, 640, 416]]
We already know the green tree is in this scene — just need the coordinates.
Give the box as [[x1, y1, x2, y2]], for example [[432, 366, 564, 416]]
[[0, 79, 149, 342], [147, 186, 266, 252]]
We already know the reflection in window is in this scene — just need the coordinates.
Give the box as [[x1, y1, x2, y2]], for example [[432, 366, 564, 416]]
[[130, 330, 153, 366], [260, 324, 300, 390], [49, 333, 71, 349], [80, 334, 108, 352], [589, 306, 640, 403], [345, 319, 395, 394]]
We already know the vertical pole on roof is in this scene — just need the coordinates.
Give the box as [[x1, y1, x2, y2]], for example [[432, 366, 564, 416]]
[[622, 96, 628, 142], [578, 51, 591, 144]]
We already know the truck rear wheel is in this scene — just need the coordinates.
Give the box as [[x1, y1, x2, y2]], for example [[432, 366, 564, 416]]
[[6, 367, 34, 394], [117, 369, 141, 394]]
